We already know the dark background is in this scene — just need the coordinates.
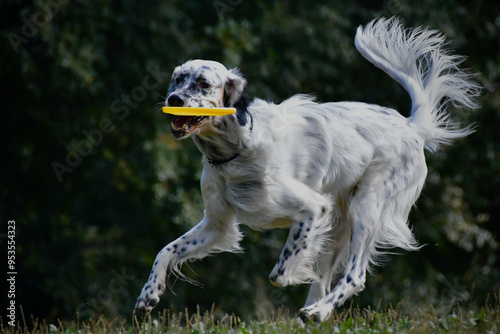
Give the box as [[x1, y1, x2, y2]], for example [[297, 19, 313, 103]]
[[1, 0, 499, 323]]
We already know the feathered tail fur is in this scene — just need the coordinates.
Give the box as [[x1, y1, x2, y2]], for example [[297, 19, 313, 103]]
[[354, 17, 481, 152]]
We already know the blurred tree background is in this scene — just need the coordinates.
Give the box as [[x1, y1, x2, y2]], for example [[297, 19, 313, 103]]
[[1, 0, 499, 323]]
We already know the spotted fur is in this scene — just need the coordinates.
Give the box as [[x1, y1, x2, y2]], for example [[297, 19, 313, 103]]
[[135, 18, 479, 321]]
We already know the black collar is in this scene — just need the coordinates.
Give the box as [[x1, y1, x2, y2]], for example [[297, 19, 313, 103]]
[[207, 153, 240, 166], [206, 112, 253, 167]]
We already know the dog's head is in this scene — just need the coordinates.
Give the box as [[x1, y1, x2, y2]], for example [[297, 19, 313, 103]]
[[166, 60, 248, 139]]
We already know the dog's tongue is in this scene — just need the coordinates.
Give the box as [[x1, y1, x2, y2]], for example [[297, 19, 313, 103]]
[[174, 116, 207, 130], [171, 116, 207, 133], [172, 116, 195, 129]]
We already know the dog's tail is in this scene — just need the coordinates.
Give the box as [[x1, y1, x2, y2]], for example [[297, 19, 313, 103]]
[[354, 17, 480, 152]]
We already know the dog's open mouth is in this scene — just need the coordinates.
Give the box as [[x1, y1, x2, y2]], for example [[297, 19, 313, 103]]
[[171, 116, 208, 138]]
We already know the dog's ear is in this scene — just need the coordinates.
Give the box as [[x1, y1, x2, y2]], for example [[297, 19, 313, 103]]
[[224, 68, 247, 107]]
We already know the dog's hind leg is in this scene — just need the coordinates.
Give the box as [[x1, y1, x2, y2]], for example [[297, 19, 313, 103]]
[[135, 215, 242, 313], [300, 154, 426, 321], [298, 186, 385, 321]]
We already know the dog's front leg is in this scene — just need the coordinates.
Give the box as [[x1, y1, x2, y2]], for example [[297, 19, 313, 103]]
[[135, 216, 242, 313], [268, 180, 333, 287], [269, 214, 331, 287]]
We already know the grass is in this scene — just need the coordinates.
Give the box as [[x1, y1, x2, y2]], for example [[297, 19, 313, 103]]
[[2, 297, 499, 334]]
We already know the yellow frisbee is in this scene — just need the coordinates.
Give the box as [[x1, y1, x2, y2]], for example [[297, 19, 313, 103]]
[[162, 107, 236, 116]]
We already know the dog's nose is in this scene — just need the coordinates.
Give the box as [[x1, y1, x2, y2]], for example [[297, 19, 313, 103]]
[[167, 94, 185, 107]]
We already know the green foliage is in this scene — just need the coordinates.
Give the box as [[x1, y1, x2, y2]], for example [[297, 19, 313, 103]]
[[2, 300, 500, 333], [1, 0, 499, 324]]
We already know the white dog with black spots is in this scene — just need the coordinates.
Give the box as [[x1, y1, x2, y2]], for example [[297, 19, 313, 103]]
[[135, 17, 480, 321]]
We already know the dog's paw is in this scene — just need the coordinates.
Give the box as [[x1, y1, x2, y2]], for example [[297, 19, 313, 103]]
[[269, 260, 318, 287], [299, 302, 332, 323], [135, 282, 165, 313], [135, 296, 159, 313]]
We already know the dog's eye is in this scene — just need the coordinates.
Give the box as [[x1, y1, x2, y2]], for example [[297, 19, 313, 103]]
[[199, 81, 211, 89], [175, 77, 183, 84]]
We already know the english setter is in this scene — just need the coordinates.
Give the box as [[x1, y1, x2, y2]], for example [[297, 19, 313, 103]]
[[135, 17, 479, 321]]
